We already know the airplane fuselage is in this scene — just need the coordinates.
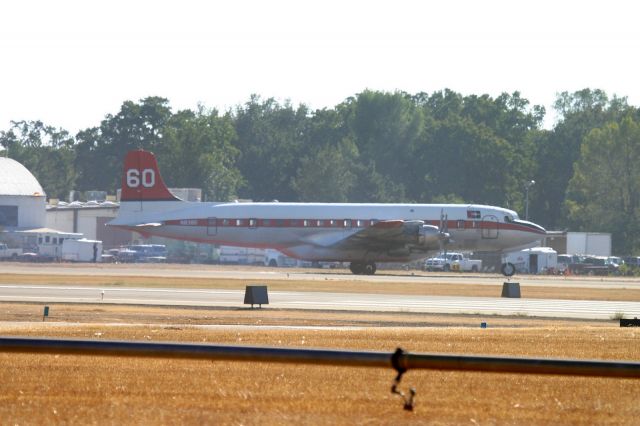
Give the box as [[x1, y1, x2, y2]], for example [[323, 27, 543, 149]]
[[113, 201, 545, 262], [109, 150, 547, 275]]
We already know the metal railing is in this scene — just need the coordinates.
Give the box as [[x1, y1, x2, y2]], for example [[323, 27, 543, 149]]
[[2, 337, 639, 410]]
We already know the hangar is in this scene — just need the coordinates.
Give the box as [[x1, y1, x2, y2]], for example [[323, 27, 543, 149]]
[[0, 157, 46, 230]]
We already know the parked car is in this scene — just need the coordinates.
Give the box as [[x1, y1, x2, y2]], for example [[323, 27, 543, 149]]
[[123, 244, 168, 262], [623, 256, 640, 267], [571, 256, 619, 275], [0, 243, 22, 260], [557, 254, 582, 274], [423, 252, 481, 272]]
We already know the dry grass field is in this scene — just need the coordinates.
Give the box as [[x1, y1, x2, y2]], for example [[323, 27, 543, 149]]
[[0, 304, 639, 425], [1, 266, 639, 424]]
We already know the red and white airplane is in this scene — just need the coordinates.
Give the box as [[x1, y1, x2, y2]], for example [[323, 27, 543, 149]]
[[109, 150, 546, 275]]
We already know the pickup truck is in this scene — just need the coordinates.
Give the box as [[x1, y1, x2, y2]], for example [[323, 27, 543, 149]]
[[0, 243, 22, 260], [423, 252, 482, 272]]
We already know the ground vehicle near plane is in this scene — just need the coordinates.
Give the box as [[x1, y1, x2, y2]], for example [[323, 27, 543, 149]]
[[0, 243, 21, 260], [565, 255, 620, 275], [264, 249, 298, 267], [109, 150, 546, 275], [423, 252, 481, 272]]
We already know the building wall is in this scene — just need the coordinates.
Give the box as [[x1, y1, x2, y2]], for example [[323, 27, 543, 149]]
[[46, 206, 134, 249], [0, 195, 46, 229], [46, 209, 74, 233]]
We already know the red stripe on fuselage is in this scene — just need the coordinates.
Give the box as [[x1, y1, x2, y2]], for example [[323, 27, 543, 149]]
[[160, 218, 545, 234]]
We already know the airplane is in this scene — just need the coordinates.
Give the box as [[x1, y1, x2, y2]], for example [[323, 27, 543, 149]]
[[108, 149, 547, 275]]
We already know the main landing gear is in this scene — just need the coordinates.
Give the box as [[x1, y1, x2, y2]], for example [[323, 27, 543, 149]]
[[349, 262, 377, 275]]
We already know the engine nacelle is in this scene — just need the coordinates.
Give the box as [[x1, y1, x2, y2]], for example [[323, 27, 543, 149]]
[[417, 224, 442, 247]]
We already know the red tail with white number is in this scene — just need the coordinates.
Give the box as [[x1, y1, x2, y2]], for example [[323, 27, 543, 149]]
[[120, 150, 180, 202]]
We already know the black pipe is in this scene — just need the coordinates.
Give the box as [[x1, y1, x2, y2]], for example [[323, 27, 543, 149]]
[[1, 337, 639, 378]]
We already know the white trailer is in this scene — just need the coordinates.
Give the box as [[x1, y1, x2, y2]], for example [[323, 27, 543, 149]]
[[505, 247, 557, 274], [62, 238, 103, 262], [566, 232, 611, 257]]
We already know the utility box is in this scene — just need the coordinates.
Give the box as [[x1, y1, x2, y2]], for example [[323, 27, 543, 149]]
[[620, 318, 640, 327], [244, 285, 269, 308], [501, 282, 521, 298]]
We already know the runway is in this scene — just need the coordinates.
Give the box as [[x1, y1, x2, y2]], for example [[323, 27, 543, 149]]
[[1, 284, 639, 320], [3, 263, 640, 289]]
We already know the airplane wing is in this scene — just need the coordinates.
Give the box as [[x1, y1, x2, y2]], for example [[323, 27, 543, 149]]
[[319, 220, 440, 252]]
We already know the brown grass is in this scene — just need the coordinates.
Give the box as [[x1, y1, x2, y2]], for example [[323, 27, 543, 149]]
[[1, 267, 639, 424], [1, 316, 639, 424], [0, 302, 612, 328]]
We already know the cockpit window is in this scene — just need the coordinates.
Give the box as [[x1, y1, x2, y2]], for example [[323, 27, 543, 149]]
[[466, 210, 481, 219], [504, 215, 513, 223]]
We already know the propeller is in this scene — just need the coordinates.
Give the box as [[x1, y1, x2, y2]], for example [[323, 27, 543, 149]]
[[439, 209, 451, 257]]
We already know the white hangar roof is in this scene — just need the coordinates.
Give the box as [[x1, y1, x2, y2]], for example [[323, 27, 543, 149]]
[[0, 157, 45, 196]]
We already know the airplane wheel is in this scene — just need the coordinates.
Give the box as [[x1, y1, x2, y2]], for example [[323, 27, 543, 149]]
[[501, 262, 516, 277], [364, 263, 376, 275], [349, 262, 364, 275]]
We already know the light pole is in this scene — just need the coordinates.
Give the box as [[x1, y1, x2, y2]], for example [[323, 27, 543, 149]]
[[524, 180, 535, 221]]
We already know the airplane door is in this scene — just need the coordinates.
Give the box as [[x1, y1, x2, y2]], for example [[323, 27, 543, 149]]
[[207, 217, 217, 236], [481, 215, 499, 239], [529, 253, 538, 274]]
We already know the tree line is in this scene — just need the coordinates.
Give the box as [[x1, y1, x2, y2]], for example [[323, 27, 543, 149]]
[[1, 89, 639, 254]]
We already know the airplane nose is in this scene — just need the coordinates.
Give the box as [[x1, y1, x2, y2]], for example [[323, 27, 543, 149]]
[[512, 219, 546, 235]]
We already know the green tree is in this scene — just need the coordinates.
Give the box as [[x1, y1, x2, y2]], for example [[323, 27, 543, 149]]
[[293, 138, 358, 202], [532, 89, 629, 228], [342, 90, 425, 202], [410, 90, 544, 209], [565, 115, 640, 254], [157, 107, 243, 201], [75, 97, 173, 193], [0, 120, 76, 199], [233, 96, 309, 201]]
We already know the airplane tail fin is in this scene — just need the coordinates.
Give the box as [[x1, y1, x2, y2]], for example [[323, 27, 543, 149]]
[[110, 150, 185, 227], [120, 150, 180, 202]]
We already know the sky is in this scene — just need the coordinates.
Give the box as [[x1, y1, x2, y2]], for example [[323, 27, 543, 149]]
[[1, 0, 639, 134]]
